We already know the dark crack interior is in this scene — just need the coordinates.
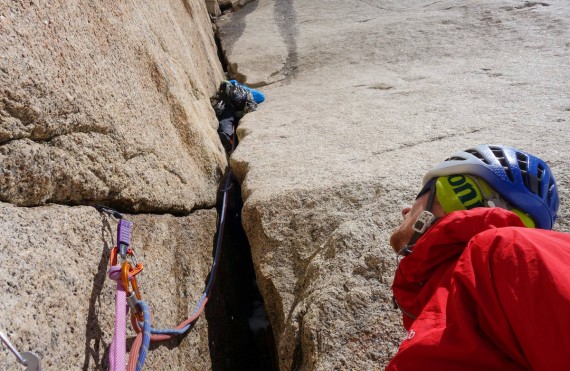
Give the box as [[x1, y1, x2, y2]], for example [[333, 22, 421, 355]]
[[205, 178, 279, 370]]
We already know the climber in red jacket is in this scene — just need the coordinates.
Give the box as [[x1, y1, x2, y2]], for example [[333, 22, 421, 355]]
[[387, 144, 570, 370]]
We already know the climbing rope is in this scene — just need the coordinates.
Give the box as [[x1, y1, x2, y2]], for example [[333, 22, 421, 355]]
[[107, 266, 127, 371], [132, 300, 151, 371], [127, 169, 233, 369], [97, 168, 234, 370]]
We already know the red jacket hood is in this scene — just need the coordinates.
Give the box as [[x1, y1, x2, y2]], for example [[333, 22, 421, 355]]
[[392, 207, 526, 328]]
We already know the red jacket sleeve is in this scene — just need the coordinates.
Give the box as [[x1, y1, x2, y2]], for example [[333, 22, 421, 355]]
[[454, 227, 570, 370]]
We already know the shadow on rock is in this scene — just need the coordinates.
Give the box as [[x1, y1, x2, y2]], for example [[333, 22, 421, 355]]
[[274, 0, 298, 80], [82, 216, 113, 371]]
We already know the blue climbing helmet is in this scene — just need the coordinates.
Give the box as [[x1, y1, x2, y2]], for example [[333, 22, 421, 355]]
[[421, 144, 559, 229]]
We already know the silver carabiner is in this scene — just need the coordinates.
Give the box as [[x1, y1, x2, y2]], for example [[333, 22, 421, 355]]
[[0, 331, 41, 370]]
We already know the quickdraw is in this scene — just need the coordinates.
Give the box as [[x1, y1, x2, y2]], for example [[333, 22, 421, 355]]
[[99, 210, 139, 371], [96, 168, 233, 371]]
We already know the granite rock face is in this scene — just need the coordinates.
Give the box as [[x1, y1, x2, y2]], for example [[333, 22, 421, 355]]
[[4, 0, 570, 369], [0, 0, 225, 213], [0, 203, 218, 370], [217, 0, 288, 87], [240, 184, 405, 370], [222, 0, 570, 369], [0, 0, 228, 369]]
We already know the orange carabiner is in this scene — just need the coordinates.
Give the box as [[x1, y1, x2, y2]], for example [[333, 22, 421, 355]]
[[121, 262, 134, 296], [121, 262, 142, 300], [111, 247, 143, 272], [130, 262, 144, 277], [120, 261, 143, 298], [121, 262, 144, 321], [109, 246, 119, 267]]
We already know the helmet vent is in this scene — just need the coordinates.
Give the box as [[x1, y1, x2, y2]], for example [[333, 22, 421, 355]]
[[516, 152, 532, 192], [490, 147, 514, 182], [537, 164, 544, 181], [547, 179, 555, 205], [536, 164, 546, 197], [465, 149, 490, 164], [446, 156, 465, 161], [516, 152, 528, 172]]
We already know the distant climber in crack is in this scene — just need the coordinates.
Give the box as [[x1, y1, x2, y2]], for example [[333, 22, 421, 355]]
[[387, 144, 570, 370], [211, 80, 262, 153]]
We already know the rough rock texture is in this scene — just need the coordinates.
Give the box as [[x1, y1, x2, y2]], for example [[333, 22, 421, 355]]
[[220, 0, 570, 369], [0, 203, 218, 370], [0, 0, 231, 369], [217, 0, 287, 86], [241, 185, 404, 370], [205, 0, 222, 17], [0, 0, 225, 213]]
